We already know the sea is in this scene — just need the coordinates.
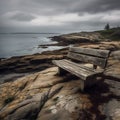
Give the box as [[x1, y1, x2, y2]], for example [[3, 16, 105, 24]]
[[0, 33, 64, 58]]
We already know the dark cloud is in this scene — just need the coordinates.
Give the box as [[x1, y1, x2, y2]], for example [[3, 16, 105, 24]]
[[10, 12, 35, 21], [1, 0, 120, 15], [77, 0, 120, 13], [29, 0, 120, 14], [0, 0, 120, 32]]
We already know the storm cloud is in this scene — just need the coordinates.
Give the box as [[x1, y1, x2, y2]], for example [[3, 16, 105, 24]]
[[0, 0, 120, 33], [10, 12, 35, 22]]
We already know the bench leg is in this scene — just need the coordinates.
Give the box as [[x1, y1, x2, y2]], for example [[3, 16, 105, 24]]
[[58, 67, 68, 75], [80, 80, 85, 91]]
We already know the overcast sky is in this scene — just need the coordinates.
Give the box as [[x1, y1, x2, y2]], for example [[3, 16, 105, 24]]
[[0, 0, 120, 33]]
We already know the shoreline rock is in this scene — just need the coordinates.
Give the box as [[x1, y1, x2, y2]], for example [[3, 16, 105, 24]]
[[0, 29, 120, 120], [0, 53, 120, 119], [0, 40, 120, 84]]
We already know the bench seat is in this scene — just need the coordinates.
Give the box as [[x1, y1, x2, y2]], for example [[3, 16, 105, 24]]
[[53, 59, 103, 80]]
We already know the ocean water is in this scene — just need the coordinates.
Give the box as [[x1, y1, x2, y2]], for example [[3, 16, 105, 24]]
[[0, 33, 63, 58]]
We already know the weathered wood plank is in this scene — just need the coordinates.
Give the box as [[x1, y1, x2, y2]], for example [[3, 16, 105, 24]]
[[53, 60, 93, 76], [63, 59, 104, 73], [53, 61, 89, 80], [67, 52, 107, 68], [52, 59, 103, 80], [69, 47, 110, 58]]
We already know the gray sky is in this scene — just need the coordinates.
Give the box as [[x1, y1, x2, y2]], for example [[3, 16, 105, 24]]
[[0, 0, 120, 33]]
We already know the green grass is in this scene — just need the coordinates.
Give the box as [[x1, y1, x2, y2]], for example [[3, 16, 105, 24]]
[[98, 27, 120, 41]]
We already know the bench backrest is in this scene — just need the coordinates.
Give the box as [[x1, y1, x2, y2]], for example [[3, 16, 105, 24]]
[[67, 47, 110, 69]]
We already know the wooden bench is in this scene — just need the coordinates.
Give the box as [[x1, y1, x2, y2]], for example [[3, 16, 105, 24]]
[[52, 47, 110, 90]]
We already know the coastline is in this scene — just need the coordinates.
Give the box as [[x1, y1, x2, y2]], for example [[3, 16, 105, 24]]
[[0, 48, 67, 83], [0, 30, 120, 83], [0, 30, 120, 120]]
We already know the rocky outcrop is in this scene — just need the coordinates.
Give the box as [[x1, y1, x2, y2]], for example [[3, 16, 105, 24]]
[[1, 41, 120, 75], [1, 41, 120, 84], [0, 29, 120, 120], [0, 49, 120, 120], [0, 53, 66, 74], [51, 32, 105, 45]]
